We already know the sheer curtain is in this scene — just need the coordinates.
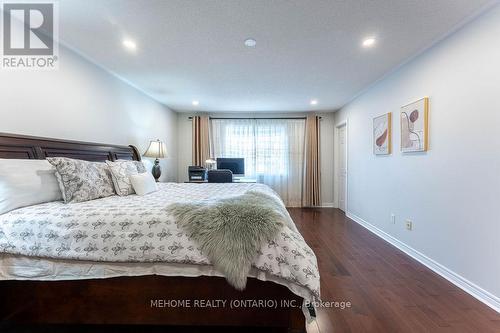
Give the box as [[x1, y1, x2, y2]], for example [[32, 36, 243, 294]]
[[211, 118, 305, 207]]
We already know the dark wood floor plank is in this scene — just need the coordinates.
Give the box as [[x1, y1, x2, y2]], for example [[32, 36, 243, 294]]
[[288, 208, 500, 333]]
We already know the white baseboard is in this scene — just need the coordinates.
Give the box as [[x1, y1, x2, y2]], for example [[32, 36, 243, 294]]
[[346, 211, 500, 313], [321, 202, 335, 208]]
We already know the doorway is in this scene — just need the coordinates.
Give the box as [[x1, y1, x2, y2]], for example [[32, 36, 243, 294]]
[[337, 123, 347, 212]]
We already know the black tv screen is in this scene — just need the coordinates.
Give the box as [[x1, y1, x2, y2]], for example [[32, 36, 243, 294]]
[[216, 158, 244, 176]]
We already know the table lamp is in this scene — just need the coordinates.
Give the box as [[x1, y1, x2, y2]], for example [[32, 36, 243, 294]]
[[205, 158, 216, 171], [143, 139, 167, 182]]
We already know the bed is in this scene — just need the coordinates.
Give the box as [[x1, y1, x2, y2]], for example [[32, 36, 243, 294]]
[[0, 133, 319, 332]]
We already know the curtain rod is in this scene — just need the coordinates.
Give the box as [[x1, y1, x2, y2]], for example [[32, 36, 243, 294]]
[[188, 116, 322, 120]]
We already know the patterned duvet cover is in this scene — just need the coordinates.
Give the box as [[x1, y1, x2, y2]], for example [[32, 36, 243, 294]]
[[0, 183, 320, 299]]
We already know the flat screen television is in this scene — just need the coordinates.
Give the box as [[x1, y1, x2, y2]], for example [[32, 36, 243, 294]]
[[216, 158, 244, 176]]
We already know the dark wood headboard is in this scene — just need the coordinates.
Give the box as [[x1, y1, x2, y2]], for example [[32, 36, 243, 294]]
[[0, 133, 141, 162]]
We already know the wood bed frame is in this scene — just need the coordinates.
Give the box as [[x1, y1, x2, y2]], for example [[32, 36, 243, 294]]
[[0, 133, 306, 332]]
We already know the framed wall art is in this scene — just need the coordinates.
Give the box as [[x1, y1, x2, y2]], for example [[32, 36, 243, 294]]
[[400, 97, 429, 152], [373, 112, 392, 155]]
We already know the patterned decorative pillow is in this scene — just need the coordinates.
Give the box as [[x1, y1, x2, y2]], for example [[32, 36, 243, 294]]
[[47, 157, 115, 203], [134, 161, 147, 173], [106, 160, 146, 196]]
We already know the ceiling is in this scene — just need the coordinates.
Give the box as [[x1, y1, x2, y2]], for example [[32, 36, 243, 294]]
[[58, 0, 495, 112]]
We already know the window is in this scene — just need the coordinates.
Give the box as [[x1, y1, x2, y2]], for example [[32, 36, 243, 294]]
[[211, 118, 305, 206]]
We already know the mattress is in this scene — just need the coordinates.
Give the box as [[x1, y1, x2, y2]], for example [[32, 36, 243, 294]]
[[0, 183, 319, 300]]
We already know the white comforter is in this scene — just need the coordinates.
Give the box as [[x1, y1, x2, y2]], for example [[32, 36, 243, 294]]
[[0, 183, 320, 300]]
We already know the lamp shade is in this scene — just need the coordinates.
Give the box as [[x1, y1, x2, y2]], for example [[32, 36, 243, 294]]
[[143, 139, 167, 159]]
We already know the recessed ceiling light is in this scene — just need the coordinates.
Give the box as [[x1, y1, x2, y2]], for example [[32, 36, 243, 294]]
[[310, 99, 318, 105], [122, 39, 137, 51], [244, 38, 257, 47], [362, 37, 376, 48], [192, 100, 200, 106]]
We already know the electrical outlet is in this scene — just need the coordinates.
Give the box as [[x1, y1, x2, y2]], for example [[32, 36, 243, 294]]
[[391, 214, 396, 224], [406, 220, 413, 231]]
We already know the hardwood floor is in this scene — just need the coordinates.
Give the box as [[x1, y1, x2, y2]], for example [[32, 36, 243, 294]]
[[2, 208, 499, 333], [288, 208, 500, 333]]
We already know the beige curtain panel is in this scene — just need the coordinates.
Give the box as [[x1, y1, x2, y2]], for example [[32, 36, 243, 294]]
[[303, 115, 321, 207], [192, 115, 211, 166]]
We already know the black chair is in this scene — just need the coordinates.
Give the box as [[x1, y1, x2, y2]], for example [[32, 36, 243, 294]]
[[207, 169, 233, 183]]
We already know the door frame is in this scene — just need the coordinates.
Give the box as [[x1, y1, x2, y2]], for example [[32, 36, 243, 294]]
[[335, 119, 348, 212]]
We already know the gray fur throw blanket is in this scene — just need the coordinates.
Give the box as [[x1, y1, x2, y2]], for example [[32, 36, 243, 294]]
[[166, 191, 287, 290]]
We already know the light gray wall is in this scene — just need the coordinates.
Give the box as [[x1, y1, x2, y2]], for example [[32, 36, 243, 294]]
[[177, 112, 335, 206], [0, 44, 178, 182], [335, 5, 500, 303]]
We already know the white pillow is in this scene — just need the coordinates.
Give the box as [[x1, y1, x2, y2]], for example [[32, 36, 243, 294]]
[[0, 159, 63, 215], [130, 172, 158, 196]]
